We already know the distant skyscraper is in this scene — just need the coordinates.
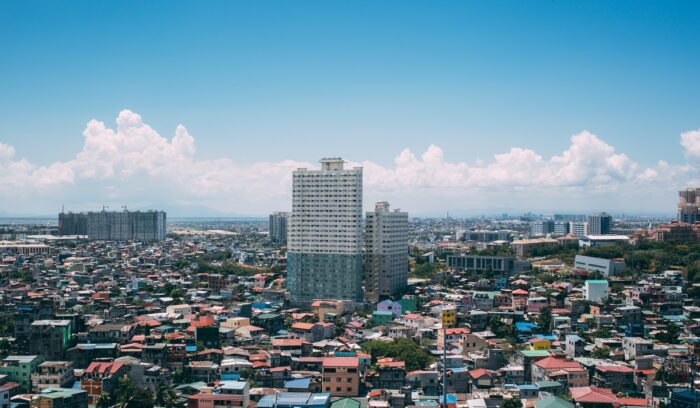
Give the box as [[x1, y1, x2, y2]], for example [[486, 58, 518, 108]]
[[287, 158, 363, 302], [84, 210, 166, 241], [58, 212, 88, 235], [364, 202, 408, 303], [587, 212, 612, 235], [678, 188, 700, 224], [269, 212, 290, 244]]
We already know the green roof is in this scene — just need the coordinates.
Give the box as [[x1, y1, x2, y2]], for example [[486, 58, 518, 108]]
[[586, 280, 608, 283], [520, 350, 551, 357], [535, 396, 573, 408], [330, 398, 361, 408]]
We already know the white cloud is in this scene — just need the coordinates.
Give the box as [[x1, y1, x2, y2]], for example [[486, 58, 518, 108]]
[[0, 109, 697, 215], [681, 128, 700, 160]]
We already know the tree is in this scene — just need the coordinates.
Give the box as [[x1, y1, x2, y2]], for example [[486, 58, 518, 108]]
[[155, 382, 183, 408], [538, 306, 552, 333], [655, 324, 681, 345], [499, 398, 523, 408], [362, 338, 434, 371], [110, 377, 154, 408], [591, 347, 611, 359]]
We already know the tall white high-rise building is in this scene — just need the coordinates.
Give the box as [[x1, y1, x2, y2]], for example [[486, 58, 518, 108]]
[[287, 158, 363, 302], [364, 202, 409, 303]]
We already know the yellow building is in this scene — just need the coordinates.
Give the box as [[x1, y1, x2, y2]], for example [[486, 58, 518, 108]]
[[441, 307, 456, 328], [528, 338, 552, 350]]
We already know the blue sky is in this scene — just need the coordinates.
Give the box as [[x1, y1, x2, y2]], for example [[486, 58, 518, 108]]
[[1, 1, 699, 216]]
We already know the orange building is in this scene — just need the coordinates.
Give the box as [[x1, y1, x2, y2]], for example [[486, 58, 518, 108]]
[[322, 357, 359, 397]]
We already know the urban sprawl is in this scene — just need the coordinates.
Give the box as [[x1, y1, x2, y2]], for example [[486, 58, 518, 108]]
[[2, 158, 700, 408]]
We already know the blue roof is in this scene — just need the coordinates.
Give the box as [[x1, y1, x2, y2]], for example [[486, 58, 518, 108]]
[[284, 377, 311, 389], [257, 392, 331, 408], [518, 384, 540, 390], [516, 322, 539, 332], [438, 395, 457, 404]]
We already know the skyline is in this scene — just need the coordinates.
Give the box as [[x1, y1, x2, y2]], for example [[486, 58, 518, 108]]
[[1, 1, 700, 216]]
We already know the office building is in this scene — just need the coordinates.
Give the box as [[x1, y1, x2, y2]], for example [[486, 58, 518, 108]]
[[458, 230, 514, 242], [84, 210, 166, 241], [269, 212, 290, 244], [287, 158, 363, 302], [58, 212, 88, 236], [587, 212, 612, 236], [447, 255, 524, 275], [569, 221, 588, 237], [529, 220, 554, 237], [679, 188, 700, 224], [364, 202, 408, 303], [553, 221, 570, 236]]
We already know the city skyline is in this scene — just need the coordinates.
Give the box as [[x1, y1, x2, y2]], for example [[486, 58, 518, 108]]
[[0, 109, 697, 217], [1, 1, 700, 216]]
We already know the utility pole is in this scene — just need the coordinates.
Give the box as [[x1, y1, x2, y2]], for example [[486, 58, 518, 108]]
[[442, 324, 447, 408]]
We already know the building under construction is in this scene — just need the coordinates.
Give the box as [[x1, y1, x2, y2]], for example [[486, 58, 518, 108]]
[[58, 209, 166, 241]]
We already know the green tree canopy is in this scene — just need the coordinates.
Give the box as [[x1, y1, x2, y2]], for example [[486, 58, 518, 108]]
[[362, 338, 434, 371]]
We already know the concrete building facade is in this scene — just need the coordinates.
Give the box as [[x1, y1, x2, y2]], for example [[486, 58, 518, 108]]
[[288, 158, 363, 302], [364, 202, 408, 303], [587, 213, 612, 236], [679, 188, 700, 224], [269, 212, 290, 244]]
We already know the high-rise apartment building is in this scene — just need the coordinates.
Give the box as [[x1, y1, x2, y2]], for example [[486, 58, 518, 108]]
[[58, 212, 88, 235], [678, 188, 700, 224], [364, 202, 408, 303], [287, 158, 363, 302], [587, 212, 612, 235], [269, 212, 290, 244], [85, 210, 166, 241]]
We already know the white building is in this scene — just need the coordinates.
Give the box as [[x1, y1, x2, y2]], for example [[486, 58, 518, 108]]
[[579, 235, 630, 248], [287, 158, 363, 302], [584, 280, 609, 302], [569, 221, 589, 237], [364, 202, 409, 303], [574, 255, 626, 277]]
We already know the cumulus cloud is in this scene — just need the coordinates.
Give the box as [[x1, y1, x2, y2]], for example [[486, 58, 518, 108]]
[[0, 109, 697, 215], [681, 128, 700, 160]]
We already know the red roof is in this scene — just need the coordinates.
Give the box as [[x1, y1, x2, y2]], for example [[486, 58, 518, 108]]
[[619, 398, 648, 407], [512, 289, 529, 295], [85, 362, 124, 376], [469, 368, 493, 379], [292, 322, 314, 331], [534, 357, 582, 370], [570, 386, 620, 404], [322, 357, 359, 368], [272, 338, 303, 347]]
